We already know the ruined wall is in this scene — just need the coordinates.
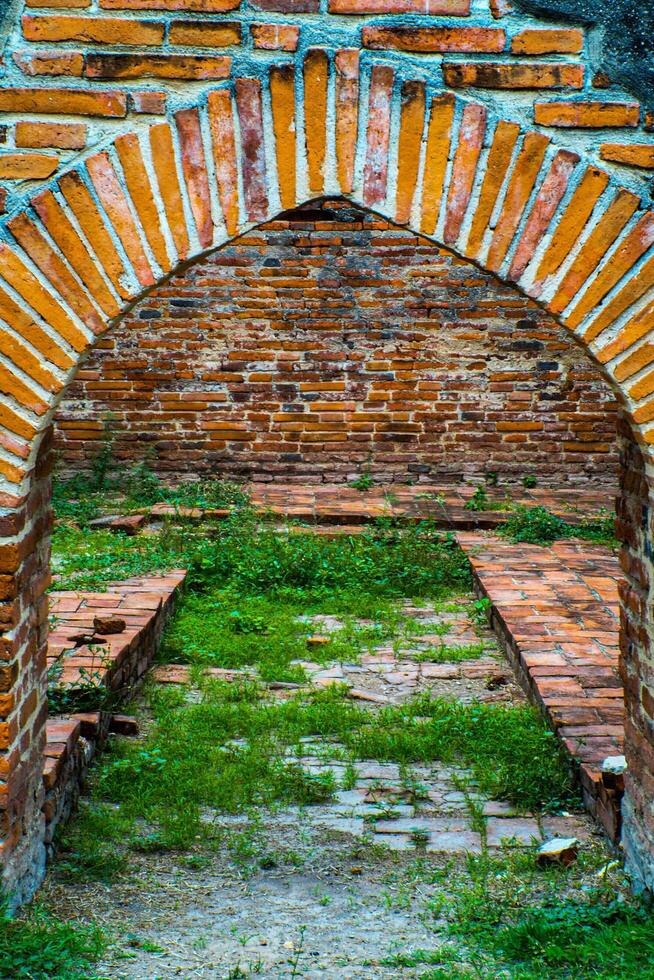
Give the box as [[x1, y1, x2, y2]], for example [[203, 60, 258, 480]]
[[54, 200, 618, 487]]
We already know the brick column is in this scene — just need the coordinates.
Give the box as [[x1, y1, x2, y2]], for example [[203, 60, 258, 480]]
[[616, 410, 654, 891], [0, 432, 53, 907]]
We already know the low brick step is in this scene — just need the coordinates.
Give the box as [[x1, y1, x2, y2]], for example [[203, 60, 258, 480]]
[[457, 532, 624, 841]]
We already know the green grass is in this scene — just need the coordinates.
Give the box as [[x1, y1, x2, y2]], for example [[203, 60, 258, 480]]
[[500, 506, 617, 547], [0, 906, 105, 979]]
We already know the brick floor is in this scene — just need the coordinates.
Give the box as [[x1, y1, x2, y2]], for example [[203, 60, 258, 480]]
[[458, 533, 623, 839]]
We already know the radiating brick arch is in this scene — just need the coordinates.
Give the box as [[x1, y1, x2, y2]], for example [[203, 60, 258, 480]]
[[2, 49, 654, 902]]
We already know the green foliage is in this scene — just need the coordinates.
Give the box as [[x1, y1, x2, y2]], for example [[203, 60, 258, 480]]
[[439, 850, 654, 979], [47, 651, 121, 715], [500, 506, 616, 547], [52, 513, 471, 596], [349, 463, 374, 492], [522, 475, 538, 489], [0, 905, 105, 979], [464, 486, 491, 512]]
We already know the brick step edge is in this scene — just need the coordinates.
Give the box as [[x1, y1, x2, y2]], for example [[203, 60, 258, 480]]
[[43, 571, 186, 853]]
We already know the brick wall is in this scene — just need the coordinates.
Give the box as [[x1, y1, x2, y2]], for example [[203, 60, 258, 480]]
[[53, 200, 619, 488]]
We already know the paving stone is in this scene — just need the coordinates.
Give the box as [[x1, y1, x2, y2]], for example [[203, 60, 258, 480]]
[[486, 817, 543, 846], [426, 831, 483, 854]]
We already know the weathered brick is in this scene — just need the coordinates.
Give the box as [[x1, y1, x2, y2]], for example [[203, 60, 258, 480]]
[[444, 63, 584, 89], [304, 49, 329, 196], [85, 53, 231, 78], [511, 29, 583, 54], [509, 149, 579, 281], [21, 13, 164, 44], [534, 101, 640, 128], [330, 0, 469, 11], [15, 121, 86, 149], [207, 91, 240, 238], [13, 50, 84, 76], [363, 26, 505, 52], [175, 107, 214, 248], [0, 153, 58, 179], [0, 87, 126, 116], [363, 64, 394, 208], [235, 78, 268, 223], [100, 0, 240, 8], [335, 49, 359, 195], [128, 90, 166, 114], [251, 23, 298, 50], [600, 144, 654, 169], [169, 21, 241, 46], [444, 102, 486, 244]]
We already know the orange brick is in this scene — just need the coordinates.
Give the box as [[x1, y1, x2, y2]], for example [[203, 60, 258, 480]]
[[15, 121, 86, 149], [0, 87, 126, 116], [465, 119, 519, 259], [613, 344, 654, 383], [597, 299, 654, 365], [86, 150, 155, 287], [600, 144, 654, 169], [534, 101, 640, 128], [13, 50, 84, 76], [85, 54, 231, 79], [32, 188, 120, 317], [395, 80, 425, 225], [207, 91, 240, 238], [26, 0, 89, 6], [169, 20, 240, 46], [511, 29, 583, 55], [335, 49, 359, 195], [0, 281, 76, 371], [0, 243, 88, 353], [8, 212, 105, 333], [329, 0, 469, 11], [444, 63, 584, 89], [149, 123, 190, 259], [420, 94, 455, 236], [532, 166, 609, 284], [129, 90, 166, 113], [0, 153, 58, 179], [270, 65, 297, 210], [548, 189, 639, 316], [486, 132, 550, 273], [252, 23, 298, 50], [583, 253, 654, 344], [21, 13, 164, 43], [444, 102, 486, 244], [115, 132, 171, 273], [58, 169, 131, 298], [101, 0, 239, 7], [567, 212, 654, 330], [304, 49, 329, 196], [363, 26, 505, 52]]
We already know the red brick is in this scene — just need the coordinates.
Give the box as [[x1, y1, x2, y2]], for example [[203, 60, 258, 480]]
[[251, 23, 298, 50], [175, 108, 213, 248], [444, 102, 486, 244], [363, 64, 394, 208], [330, 0, 469, 11], [235, 78, 268, 223], [13, 50, 84, 76]]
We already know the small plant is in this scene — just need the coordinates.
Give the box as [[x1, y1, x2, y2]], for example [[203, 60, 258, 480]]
[[522, 474, 538, 489], [464, 486, 490, 512], [350, 460, 374, 492], [0, 903, 106, 979], [500, 506, 617, 547]]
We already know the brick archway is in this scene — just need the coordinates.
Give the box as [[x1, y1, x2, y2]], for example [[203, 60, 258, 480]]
[[1, 50, 654, 901]]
